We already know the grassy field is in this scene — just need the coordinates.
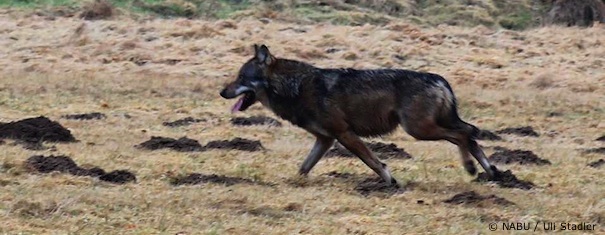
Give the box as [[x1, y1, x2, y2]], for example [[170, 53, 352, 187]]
[[0, 0, 554, 29], [0, 2, 604, 235]]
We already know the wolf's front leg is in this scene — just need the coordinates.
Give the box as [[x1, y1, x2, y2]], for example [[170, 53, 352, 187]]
[[299, 135, 335, 175], [335, 131, 398, 186]]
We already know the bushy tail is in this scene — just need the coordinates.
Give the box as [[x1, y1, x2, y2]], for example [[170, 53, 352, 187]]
[[468, 123, 482, 140], [433, 76, 481, 139]]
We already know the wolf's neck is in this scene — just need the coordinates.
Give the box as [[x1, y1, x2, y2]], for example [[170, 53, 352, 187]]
[[266, 58, 317, 98], [275, 58, 315, 69]]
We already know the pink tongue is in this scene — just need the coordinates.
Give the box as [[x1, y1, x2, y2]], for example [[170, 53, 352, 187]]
[[231, 97, 244, 113]]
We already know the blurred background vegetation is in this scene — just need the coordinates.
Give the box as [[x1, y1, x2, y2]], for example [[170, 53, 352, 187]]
[[1, 0, 604, 30]]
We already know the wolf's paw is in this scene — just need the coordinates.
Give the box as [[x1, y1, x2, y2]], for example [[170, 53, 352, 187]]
[[465, 161, 477, 175], [389, 177, 400, 188], [488, 165, 500, 179]]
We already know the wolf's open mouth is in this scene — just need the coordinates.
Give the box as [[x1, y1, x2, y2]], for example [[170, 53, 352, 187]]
[[231, 91, 256, 113]]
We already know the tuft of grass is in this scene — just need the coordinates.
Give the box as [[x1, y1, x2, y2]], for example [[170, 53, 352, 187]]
[[422, 4, 496, 27]]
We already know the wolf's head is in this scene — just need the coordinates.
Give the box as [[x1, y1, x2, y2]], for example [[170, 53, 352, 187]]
[[220, 44, 276, 113]]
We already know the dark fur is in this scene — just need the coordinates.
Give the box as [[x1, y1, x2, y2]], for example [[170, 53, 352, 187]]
[[220, 45, 496, 185]]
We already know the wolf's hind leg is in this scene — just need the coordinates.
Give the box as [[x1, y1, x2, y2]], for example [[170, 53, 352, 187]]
[[457, 144, 477, 175], [445, 123, 496, 179], [299, 135, 335, 175], [401, 119, 478, 176], [335, 131, 397, 185], [468, 138, 496, 178], [440, 128, 494, 178]]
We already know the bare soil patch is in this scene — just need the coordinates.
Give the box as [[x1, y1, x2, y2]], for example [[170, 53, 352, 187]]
[[98, 170, 137, 184], [588, 159, 605, 168], [136, 137, 264, 152], [444, 191, 515, 207], [496, 126, 540, 137], [24, 155, 135, 184], [136, 136, 204, 152], [354, 178, 407, 197], [61, 112, 106, 120], [230, 116, 282, 127], [204, 138, 265, 152], [162, 117, 205, 127], [488, 149, 551, 166], [25, 155, 88, 175], [170, 173, 274, 187], [476, 129, 503, 141], [0, 116, 76, 143], [583, 147, 605, 155], [596, 135, 605, 142], [473, 166, 535, 190], [319, 171, 408, 197], [325, 141, 413, 159]]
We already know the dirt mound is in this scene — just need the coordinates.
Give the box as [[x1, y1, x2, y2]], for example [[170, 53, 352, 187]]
[[170, 173, 273, 187], [473, 166, 535, 190], [488, 149, 551, 166], [0, 116, 76, 143], [545, 0, 605, 27], [204, 138, 265, 152], [24, 155, 136, 184], [62, 112, 106, 120], [583, 147, 605, 155], [354, 178, 407, 197], [136, 136, 203, 152], [230, 116, 282, 127], [495, 126, 539, 137], [476, 130, 503, 141], [325, 141, 412, 159], [596, 135, 605, 142], [136, 137, 264, 152], [444, 191, 515, 206], [79, 0, 114, 20], [73, 167, 106, 177], [25, 155, 81, 174], [162, 117, 205, 127], [588, 159, 605, 168], [98, 170, 137, 184], [491, 146, 511, 152]]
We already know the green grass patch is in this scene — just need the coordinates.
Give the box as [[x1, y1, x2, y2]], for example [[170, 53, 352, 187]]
[[0, 0, 78, 8], [498, 10, 533, 30]]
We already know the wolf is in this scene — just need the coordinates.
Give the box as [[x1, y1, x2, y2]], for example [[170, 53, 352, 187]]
[[220, 44, 496, 186]]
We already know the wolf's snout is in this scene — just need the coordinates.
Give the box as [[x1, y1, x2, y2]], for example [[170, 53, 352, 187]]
[[220, 87, 237, 99], [219, 88, 230, 99]]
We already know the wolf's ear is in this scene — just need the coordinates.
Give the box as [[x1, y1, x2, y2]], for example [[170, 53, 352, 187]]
[[253, 44, 260, 54], [254, 44, 274, 66]]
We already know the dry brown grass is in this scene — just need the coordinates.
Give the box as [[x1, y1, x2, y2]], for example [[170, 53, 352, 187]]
[[0, 11, 604, 234]]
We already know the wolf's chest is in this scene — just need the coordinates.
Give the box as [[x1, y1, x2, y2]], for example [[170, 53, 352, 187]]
[[266, 97, 313, 126]]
